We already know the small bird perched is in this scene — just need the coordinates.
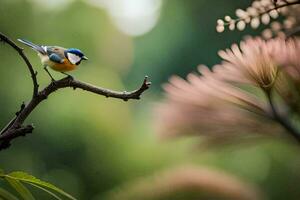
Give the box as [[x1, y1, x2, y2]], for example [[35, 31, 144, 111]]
[[18, 39, 88, 81]]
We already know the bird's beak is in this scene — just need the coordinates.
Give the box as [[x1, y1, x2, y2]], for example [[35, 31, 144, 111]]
[[82, 56, 88, 60]]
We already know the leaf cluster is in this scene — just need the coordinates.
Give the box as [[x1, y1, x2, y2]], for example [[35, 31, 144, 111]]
[[0, 169, 76, 200]]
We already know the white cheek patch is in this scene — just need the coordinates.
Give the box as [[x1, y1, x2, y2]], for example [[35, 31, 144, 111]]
[[67, 53, 81, 64]]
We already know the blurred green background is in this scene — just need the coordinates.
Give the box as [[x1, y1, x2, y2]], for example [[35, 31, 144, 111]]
[[1, 0, 300, 199]]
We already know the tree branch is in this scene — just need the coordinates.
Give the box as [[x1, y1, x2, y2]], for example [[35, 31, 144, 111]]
[[0, 33, 151, 150], [0, 32, 39, 97]]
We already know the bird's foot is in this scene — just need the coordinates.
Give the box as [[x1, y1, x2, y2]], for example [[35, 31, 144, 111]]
[[61, 72, 74, 80], [50, 79, 57, 86], [43, 66, 56, 82], [67, 74, 74, 80]]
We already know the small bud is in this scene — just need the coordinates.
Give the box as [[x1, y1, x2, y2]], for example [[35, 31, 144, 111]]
[[246, 7, 258, 16], [224, 16, 231, 22], [229, 22, 235, 31], [235, 9, 247, 18], [262, 29, 273, 39], [217, 19, 224, 25], [244, 17, 251, 23], [250, 17, 260, 29], [271, 21, 281, 31], [237, 21, 246, 31], [261, 0, 270, 7], [252, 1, 261, 8], [269, 10, 279, 19], [283, 18, 294, 29], [216, 25, 225, 33], [261, 13, 270, 25]]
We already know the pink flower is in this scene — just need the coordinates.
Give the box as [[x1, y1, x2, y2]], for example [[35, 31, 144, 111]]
[[156, 37, 300, 139], [217, 38, 278, 91]]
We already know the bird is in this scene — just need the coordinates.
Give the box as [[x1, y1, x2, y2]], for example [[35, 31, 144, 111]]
[[17, 39, 88, 81]]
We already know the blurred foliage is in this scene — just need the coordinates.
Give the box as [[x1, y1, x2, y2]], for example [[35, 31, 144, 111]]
[[0, 0, 300, 199], [106, 165, 263, 200]]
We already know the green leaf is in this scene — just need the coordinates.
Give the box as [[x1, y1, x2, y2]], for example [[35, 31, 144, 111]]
[[0, 187, 19, 200], [26, 183, 62, 200], [6, 172, 76, 200], [5, 177, 34, 200]]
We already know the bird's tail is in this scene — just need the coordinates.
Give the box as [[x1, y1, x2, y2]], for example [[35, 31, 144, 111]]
[[17, 39, 46, 54]]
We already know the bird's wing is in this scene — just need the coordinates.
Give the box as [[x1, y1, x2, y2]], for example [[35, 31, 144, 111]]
[[46, 46, 66, 56], [46, 46, 67, 64], [49, 53, 64, 64]]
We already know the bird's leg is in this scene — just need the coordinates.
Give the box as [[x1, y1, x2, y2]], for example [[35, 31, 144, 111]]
[[61, 72, 74, 80], [43, 66, 55, 82]]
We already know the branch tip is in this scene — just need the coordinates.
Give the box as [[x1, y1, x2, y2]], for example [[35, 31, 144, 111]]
[[143, 76, 151, 88]]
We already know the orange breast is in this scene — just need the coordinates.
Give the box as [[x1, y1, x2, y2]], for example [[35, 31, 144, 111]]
[[49, 59, 76, 72]]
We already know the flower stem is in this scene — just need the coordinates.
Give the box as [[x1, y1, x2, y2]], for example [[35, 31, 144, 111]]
[[266, 90, 300, 143]]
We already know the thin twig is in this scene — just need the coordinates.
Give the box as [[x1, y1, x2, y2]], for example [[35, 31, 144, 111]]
[[0, 32, 39, 97], [0, 33, 151, 150], [223, 0, 300, 26]]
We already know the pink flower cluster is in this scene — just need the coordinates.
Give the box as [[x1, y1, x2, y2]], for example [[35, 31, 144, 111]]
[[156, 37, 300, 140]]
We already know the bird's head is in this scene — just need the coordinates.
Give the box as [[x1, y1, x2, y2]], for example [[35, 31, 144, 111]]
[[65, 48, 88, 65]]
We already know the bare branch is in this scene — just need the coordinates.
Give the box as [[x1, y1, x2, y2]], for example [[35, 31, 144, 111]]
[[0, 32, 39, 97], [0, 125, 34, 150], [43, 76, 151, 101], [0, 33, 151, 150]]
